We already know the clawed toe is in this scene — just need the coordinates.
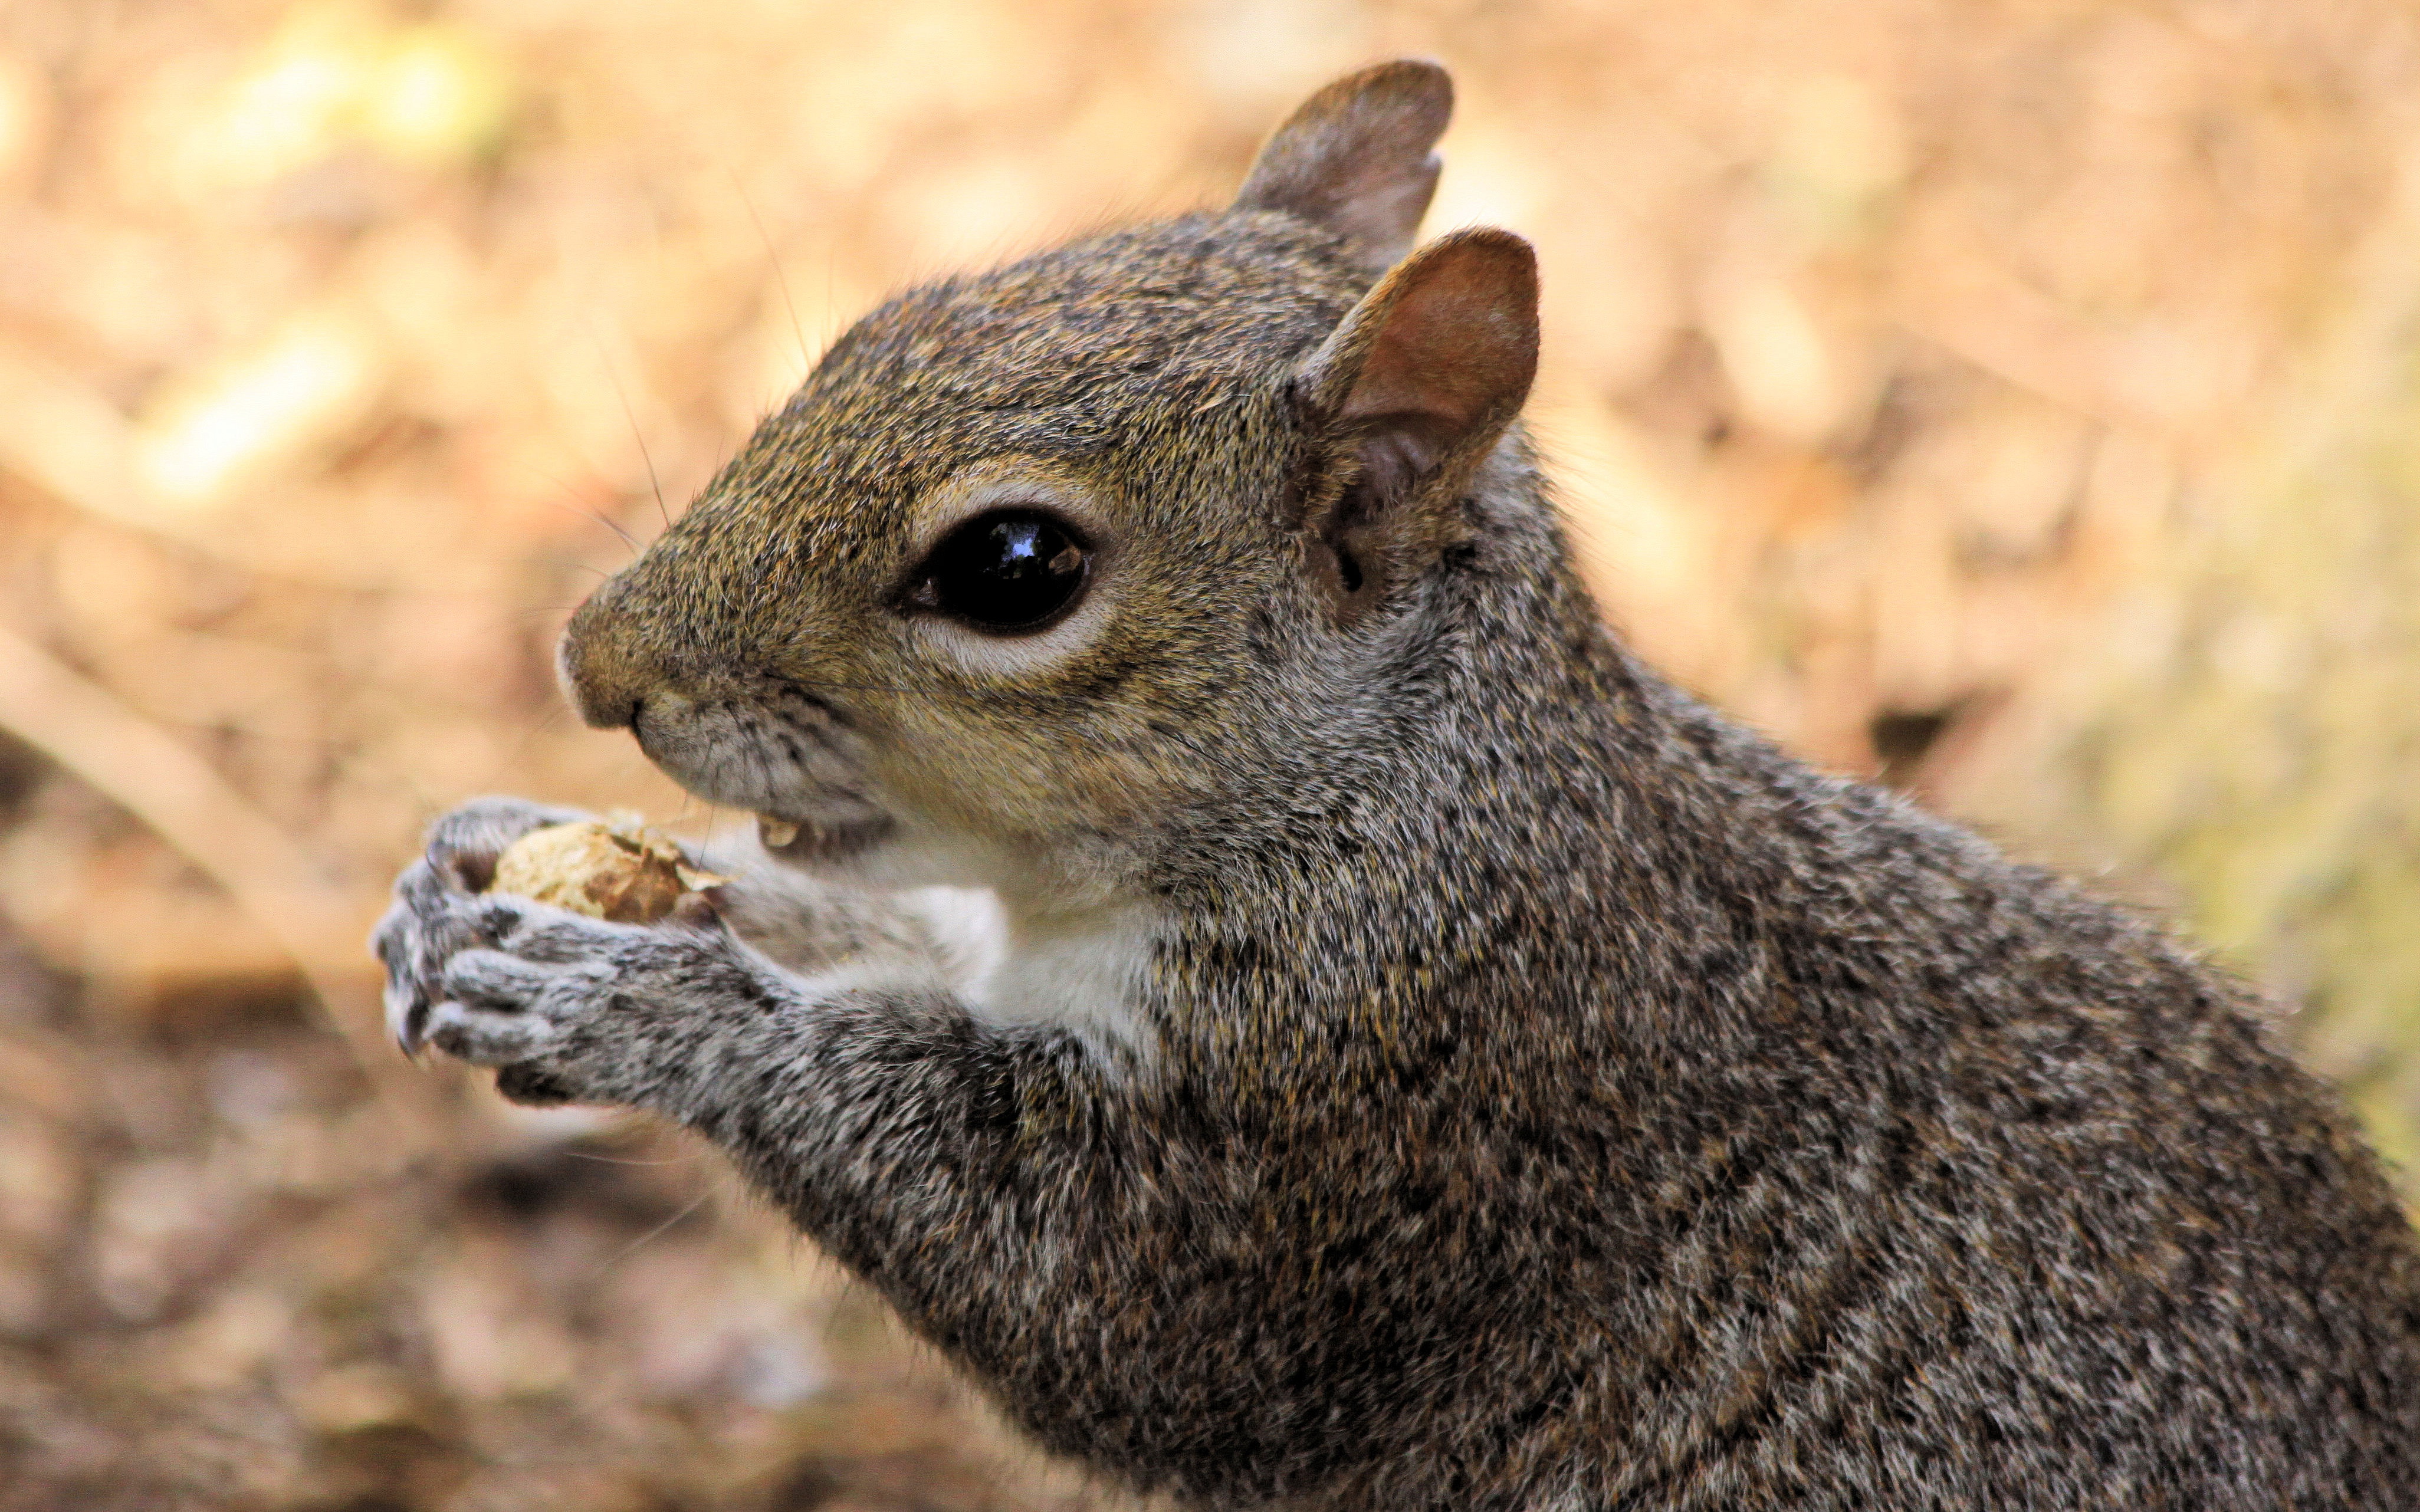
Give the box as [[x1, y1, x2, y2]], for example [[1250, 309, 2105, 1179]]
[[423, 1000, 558, 1066]]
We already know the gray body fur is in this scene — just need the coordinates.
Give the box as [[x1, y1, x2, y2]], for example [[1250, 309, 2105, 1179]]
[[376, 63, 2420, 1511]]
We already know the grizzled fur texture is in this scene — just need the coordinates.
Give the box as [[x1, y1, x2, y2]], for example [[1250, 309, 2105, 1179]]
[[377, 61, 2420, 1511]]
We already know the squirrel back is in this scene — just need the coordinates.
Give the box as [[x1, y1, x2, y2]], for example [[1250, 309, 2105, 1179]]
[[405, 60, 2420, 1510]]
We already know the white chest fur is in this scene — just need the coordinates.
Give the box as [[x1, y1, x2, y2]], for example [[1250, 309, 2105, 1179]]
[[897, 886, 1160, 1064]]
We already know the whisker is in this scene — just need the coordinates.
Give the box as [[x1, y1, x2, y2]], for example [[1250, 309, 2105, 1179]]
[[524, 473, 642, 557], [469, 704, 569, 796], [582, 1185, 715, 1280], [733, 172, 814, 376], [587, 324, 675, 535]]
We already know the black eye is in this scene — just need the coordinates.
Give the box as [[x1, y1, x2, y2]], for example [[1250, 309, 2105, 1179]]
[[910, 510, 1092, 633]]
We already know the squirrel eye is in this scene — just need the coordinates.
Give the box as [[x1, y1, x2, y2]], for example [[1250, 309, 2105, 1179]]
[[912, 510, 1091, 633]]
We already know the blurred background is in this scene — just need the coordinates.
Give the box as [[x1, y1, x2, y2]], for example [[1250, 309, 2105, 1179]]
[[2, 0, 2418, 1505]]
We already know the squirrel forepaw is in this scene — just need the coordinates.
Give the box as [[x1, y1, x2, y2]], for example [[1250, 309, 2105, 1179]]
[[373, 795, 592, 1052], [425, 943, 593, 1063], [400, 888, 782, 1112]]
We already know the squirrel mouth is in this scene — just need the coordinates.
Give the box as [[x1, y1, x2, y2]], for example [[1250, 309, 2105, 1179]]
[[756, 811, 891, 861]]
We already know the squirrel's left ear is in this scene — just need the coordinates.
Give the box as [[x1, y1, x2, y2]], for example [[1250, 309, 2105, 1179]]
[[1234, 60, 1453, 276], [1291, 227, 1539, 620]]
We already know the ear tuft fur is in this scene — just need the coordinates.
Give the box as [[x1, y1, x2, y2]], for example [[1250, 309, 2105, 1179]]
[[1234, 60, 1454, 277]]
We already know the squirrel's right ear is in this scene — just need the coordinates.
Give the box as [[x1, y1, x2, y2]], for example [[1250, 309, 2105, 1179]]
[[1290, 228, 1539, 620], [1234, 60, 1452, 276]]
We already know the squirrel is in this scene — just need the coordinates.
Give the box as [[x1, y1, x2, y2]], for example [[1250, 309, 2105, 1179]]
[[375, 61, 2420, 1510]]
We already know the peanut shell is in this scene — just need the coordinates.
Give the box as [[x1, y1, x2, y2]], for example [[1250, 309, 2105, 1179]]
[[488, 814, 730, 924]]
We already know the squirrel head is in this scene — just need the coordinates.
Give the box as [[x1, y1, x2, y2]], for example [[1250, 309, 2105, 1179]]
[[559, 61, 1541, 902]]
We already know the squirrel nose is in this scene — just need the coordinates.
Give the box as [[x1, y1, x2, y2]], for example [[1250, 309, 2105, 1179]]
[[557, 590, 651, 731]]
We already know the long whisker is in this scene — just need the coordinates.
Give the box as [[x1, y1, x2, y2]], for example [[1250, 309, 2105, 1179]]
[[523, 468, 643, 556], [587, 326, 674, 535], [733, 172, 814, 376], [475, 704, 569, 794], [572, 500, 642, 555], [582, 1185, 715, 1281]]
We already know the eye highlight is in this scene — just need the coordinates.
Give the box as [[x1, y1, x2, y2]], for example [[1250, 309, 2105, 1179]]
[[907, 509, 1092, 633]]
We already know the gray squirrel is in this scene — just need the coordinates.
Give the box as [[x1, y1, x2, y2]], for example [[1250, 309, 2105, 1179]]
[[375, 60, 2420, 1510]]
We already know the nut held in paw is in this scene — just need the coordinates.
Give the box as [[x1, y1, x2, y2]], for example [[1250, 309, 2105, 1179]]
[[488, 813, 730, 924]]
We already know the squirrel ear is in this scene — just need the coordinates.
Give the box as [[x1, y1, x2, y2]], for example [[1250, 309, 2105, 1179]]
[[1234, 60, 1453, 275], [1290, 228, 1540, 619]]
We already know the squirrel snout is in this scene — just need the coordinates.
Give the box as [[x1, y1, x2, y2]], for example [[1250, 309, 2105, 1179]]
[[557, 594, 649, 732]]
